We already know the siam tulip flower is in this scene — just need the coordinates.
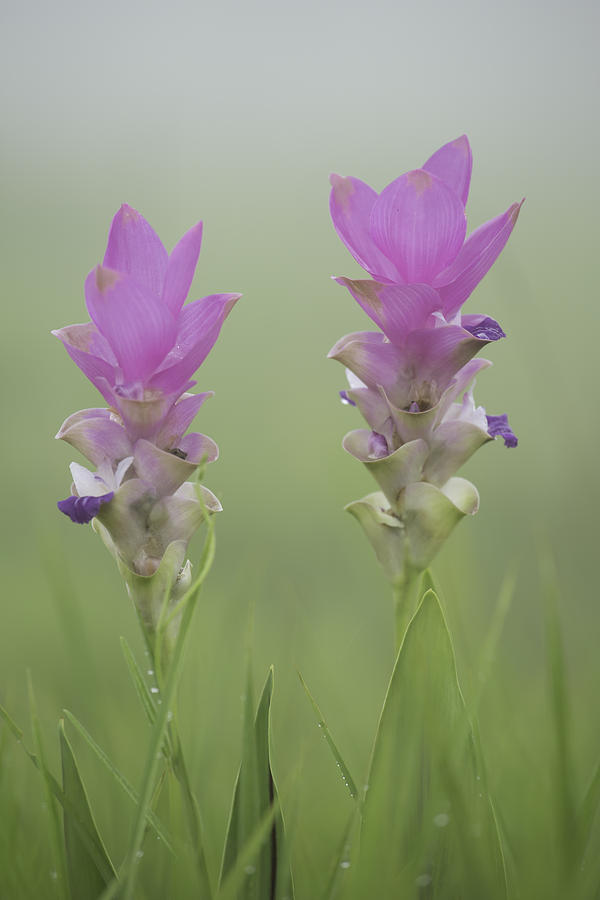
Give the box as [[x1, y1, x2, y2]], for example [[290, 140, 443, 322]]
[[328, 138, 520, 638], [53, 204, 240, 446], [54, 205, 239, 657], [329, 135, 523, 318]]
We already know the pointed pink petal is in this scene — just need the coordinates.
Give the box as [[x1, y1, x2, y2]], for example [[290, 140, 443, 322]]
[[370, 170, 467, 283], [162, 221, 203, 315], [328, 331, 403, 389], [150, 293, 240, 393], [155, 392, 213, 449], [329, 175, 403, 282], [85, 266, 177, 383], [422, 135, 472, 206], [103, 204, 168, 298], [52, 323, 117, 402], [56, 408, 133, 466], [335, 278, 442, 345], [435, 201, 524, 317]]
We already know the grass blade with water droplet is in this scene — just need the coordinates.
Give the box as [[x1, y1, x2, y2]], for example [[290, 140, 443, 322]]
[[120, 636, 157, 727], [297, 671, 359, 804], [63, 709, 174, 853]]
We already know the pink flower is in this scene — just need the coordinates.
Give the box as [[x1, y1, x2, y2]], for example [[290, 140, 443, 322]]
[[329, 135, 522, 317], [53, 204, 240, 442]]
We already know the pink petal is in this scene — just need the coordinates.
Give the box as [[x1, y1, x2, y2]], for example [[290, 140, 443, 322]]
[[162, 221, 203, 315], [150, 293, 240, 393], [404, 324, 490, 391], [370, 170, 467, 283], [52, 323, 118, 402], [329, 175, 403, 282], [435, 201, 524, 317], [155, 392, 213, 449], [334, 278, 442, 346], [56, 408, 133, 465], [422, 135, 472, 206], [103, 204, 168, 298], [85, 266, 177, 384]]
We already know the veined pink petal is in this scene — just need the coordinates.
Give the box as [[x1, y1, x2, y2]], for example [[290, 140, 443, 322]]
[[103, 204, 168, 298], [85, 266, 177, 384], [422, 135, 472, 206], [371, 170, 467, 283], [162, 221, 203, 315], [328, 331, 403, 389], [329, 175, 403, 282], [335, 278, 441, 346], [52, 323, 118, 402], [150, 293, 240, 393], [435, 201, 524, 317], [155, 392, 214, 449]]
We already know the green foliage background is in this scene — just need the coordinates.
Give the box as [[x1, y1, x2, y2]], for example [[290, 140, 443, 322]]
[[1, 0, 598, 895]]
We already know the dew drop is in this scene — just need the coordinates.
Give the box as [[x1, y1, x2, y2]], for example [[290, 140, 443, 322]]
[[415, 873, 432, 887], [340, 861, 351, 869], [150, 686, 159, 694], [147, 669, 154, 676], [135, 850, 144, 859], [49, 871, 58, 881], [244, 865, 256, 875]]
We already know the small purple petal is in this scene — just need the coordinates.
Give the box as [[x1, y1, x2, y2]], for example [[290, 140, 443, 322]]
[[57, 492, 114, 524], [339, 390, 356, 406], [367, 431, 389, 459], [462, 315, 506, 342], [486, 413, 518, 448]]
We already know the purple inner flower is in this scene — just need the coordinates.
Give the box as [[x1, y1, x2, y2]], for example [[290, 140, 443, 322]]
[[339, 390, 356, 407], [368, 431, 389, 459], [57, 492, 114, 524], [463, 316, 506, 342], [486, 414, 518, 448]]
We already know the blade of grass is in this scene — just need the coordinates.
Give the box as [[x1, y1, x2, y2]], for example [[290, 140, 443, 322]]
[[27, 673, 68, 898], [63, 709, 174, 853], [59, 719, 117, 897], [297, 672, 359, 804], [120, 635, 157, 727], [0, 702, 117, 885]]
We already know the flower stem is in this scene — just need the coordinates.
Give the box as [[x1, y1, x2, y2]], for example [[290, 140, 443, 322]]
[[393, 572, 421, 655]]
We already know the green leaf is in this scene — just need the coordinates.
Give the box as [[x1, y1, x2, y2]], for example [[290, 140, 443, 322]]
[[219, 667, 293, 900], [297, 671, 359, 803], [63, 710, 174, 853], [354, 589, 506, 898], [59, 719, 116, 898]]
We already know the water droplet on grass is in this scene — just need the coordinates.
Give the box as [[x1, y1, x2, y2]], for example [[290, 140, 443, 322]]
[[340, 860, 351, 869], [433, 813, 450, 827], [244, 865, 255, 875], [416, 873, 432, 887], [150, 686, 159, 694]]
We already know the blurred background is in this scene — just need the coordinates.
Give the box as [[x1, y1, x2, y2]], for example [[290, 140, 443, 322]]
[[1, 0, 598, 895]]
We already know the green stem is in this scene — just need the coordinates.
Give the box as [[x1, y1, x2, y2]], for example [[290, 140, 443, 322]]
[[393, 572, 420, 654]]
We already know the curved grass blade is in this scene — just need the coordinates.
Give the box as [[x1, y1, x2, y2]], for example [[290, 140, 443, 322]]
[[355, 589, 506, 899], [220, 667, 294, 900], [63, 709, 174, 854], [0, 702, 117, 889], [297, 672, 359, 803], [59, 719, 117, 897]]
